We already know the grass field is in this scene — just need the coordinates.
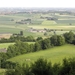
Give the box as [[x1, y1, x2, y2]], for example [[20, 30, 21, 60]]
[[0, 69, 6, 75], [0, 43, 14, 49], [0, 42, 35, 49], [7, 44, 75, 65]]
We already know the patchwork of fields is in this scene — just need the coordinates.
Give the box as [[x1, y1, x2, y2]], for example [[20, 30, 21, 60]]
[[0, 12, 75, 74], [0, 13, 75, 38]]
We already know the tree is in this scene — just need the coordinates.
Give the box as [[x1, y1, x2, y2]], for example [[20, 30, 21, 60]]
[[57, 35, 65, 46], [59, 58, 75, 75], [34, 42, 41, 51], [36, 37, 43, 41], [63, 31, 74, 43], [5, 63, 31, 75], [53, 63, 60, 75], [42, 38, 51, 49], [29, 44, 34, 52], [50, 35, 58, 46], [31, 58, 53, 75], [26, 36, 35, 41], [50, 35, 65, 46], [20, 31, 23, 36]]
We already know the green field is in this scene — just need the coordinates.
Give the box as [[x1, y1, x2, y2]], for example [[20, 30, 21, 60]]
[[0, 43, 14, 49], [8, 44, 75, 64], [0, 13, 75, 37], [0, 42, 35, 49], [0, 69, 6, 75]]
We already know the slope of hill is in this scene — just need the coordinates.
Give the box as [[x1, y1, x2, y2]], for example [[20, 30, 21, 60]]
[[8, 44, 75, 64]]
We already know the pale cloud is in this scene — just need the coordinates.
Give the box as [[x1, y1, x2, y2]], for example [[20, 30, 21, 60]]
[[0, 0, 75, 8]]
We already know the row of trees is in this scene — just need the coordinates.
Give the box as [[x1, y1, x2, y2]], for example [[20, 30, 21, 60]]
[[0, 31, 75, 69], [6, 34, 66, 58], [5, 58, 75, 75], [0, 31, 75, 44], [0, 35, 35, 43]]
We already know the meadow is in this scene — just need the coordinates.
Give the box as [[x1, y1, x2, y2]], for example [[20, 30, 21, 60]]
[[0, 69, 6, 75], [8, 44, 75, 65], [0, 43, 14, 49]]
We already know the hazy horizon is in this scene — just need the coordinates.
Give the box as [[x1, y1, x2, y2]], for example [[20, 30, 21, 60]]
[[0, 0, 75, 8]]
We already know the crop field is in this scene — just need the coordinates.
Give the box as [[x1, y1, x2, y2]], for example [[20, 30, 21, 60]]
[[0, 12, 75, 38], [7, 44, 75, 65]]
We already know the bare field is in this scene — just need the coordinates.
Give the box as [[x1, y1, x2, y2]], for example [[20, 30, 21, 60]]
[[0, 33, 12, 39]]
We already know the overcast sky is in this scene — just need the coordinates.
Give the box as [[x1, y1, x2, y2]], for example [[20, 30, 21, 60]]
[[0, 0, 75, 8]]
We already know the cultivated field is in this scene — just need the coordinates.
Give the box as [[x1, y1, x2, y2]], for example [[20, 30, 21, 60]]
[[0, 12, 75, 38], [8, 44, 75, 65]]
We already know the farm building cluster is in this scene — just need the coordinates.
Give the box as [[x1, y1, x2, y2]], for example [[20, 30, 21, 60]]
[[29, 28, 46, 33]]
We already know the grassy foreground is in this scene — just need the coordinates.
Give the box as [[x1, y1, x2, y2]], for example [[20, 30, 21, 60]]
[[8, 44, 75, 64], [0, 69, 6, 75]]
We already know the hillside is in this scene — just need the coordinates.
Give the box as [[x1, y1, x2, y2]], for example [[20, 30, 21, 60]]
[[8, 44, 75, 64]]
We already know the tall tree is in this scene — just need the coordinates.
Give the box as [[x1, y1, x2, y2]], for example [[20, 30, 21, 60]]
[[50, 35, 58, 46], [42, 38, 51, 49], [63, 31, 74, 43], [31, 58, 53, 75]]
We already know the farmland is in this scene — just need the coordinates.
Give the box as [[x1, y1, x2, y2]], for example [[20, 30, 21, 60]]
[[0, 8, 75, 75], [0, 11, 75, 38], [7, 44, 75, 65]]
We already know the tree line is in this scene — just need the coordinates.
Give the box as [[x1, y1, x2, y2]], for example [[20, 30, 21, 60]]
[[0, 31, 75, 69], [5, 58, 75, 75], [0, 35, 35, 43]]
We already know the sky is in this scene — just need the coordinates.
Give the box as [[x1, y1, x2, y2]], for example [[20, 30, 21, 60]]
[[0, 0, 75, 8]]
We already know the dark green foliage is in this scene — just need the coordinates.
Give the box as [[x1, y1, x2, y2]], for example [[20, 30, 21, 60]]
[[57, 35, 65, 46], [5, 58, 75, 75], [5, 63, 31, 75], [36, 37, 43, 41], [7, 40, 30, 58], [59, 58, 75, 75], [50, 35, 65, 46], [63, 31, 74, 43], [34, 42, 41, 51], [5, 69, 15, 75], [0, 35, 35, 43], [29, 44, 34, 52], [0, 53, 8, 68], [31, 58, 53, 75], [20, 31, 23, 36], [41, 38, 51, 49], [50, 35, 58, 46], [52, 63, 60, 75], [25, 36, 35, 42]]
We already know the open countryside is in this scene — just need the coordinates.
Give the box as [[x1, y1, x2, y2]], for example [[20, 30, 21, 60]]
[[0, 8, 75, 38], [0, 8, 75, 75], [8, 44, 75, 64]]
